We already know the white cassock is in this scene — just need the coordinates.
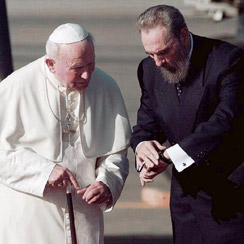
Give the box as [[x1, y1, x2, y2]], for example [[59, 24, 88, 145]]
[[0, 57, 131, 244]]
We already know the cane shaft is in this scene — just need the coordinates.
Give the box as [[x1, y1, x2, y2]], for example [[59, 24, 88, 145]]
[[66, 192, 77, 244]]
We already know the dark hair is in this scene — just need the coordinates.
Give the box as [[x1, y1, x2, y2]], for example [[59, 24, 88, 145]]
[[137, 5, 187, 40]]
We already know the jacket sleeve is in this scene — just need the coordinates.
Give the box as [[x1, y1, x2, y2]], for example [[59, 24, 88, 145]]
[[0, 148, 55, 197], [130, 61, 166, 151]]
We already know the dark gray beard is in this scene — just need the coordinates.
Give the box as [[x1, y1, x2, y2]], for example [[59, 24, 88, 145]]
[[159, 47, 190, 84]]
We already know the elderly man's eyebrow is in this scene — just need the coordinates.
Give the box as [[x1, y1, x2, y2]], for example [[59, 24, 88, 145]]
[[145, 47, 170, 56], [70, 62, 83, 68], [67, 57, 83, 65]]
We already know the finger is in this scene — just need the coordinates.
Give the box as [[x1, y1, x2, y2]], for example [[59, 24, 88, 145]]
[[51, 182, 64, 188], [83, 182, 110, 204], [48, 176, 62, 186], [140, 178, 145, 187], [137, 142, 156, 159], [87, 194, 106, 204], [83, 187, 100, 203], [89, 193, 110, 205], [139, 166, 148, 177], [142, 178, 154, 183], [140, 146, 160, 166], [137, 161, 146, 172], [62, 179, 70, 188], [137, 154, 155, 169], [146, 152, 160, 166], [145, 144, 161, 161], [66, 171, 80, 189], [77, 186, 88, 195], [153, 141, 166, 151], [143, 171, 158, 179], [142, 157, 155, 168], [140, 172, 154, 181], [140, 170, 157, 180], [48, 164, 66, 185], [136, 156, 145, 171], [139, 141, 160, 159], [139, 176, 154, 185], [81, 184, 97, 201], [58, 182, 65, 188]]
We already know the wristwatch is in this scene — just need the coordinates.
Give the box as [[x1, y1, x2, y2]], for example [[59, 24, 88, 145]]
[[158, 150, 172, 165]]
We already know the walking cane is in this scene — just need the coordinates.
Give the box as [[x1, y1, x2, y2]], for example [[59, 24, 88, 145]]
[[66, 183, 77, 244]]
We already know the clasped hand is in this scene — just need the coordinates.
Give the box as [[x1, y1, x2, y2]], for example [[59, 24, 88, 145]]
[[136, 140, 169, 186], [47, 165, 112, 205]]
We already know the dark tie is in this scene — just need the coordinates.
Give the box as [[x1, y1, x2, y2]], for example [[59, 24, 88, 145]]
[[176, 83, 182, 97]]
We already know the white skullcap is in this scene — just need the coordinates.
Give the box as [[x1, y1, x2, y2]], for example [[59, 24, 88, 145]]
[[48, 23, 89, 44]]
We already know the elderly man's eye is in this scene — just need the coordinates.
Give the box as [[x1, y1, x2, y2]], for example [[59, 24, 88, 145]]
[[72, 66, 83, 71]]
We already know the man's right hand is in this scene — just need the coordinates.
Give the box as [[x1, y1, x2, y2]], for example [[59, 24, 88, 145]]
[[136, 140, 165, 169], [136, 140, 168, 186], [46, 165, 80, 189]]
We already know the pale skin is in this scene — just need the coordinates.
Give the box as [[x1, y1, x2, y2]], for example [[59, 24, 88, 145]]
[[138, 25, 191, 186], [45, 40, 112, 205], [141, 25, 190, 69], [136, 140, 169, 186]]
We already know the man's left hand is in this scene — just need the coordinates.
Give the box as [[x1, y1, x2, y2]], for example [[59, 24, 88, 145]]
[[77, 181, 112, 205], [140, 160, 168, 186]]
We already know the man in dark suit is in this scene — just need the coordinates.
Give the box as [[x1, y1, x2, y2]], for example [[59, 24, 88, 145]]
[[131, 5, 244, 244]]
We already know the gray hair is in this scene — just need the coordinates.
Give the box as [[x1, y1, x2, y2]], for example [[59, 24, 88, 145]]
[[137, 5, 187, 40], [45, 33, 95, 60]]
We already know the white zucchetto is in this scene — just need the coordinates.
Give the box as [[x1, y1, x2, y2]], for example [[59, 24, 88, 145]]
[[48, 23, 89, 44]]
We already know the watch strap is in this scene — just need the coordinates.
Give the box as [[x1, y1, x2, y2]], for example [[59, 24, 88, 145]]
[[158, 150, 172, 165]]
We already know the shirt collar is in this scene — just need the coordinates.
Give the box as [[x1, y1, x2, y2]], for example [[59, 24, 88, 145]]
[[187, 33, 194, 61]]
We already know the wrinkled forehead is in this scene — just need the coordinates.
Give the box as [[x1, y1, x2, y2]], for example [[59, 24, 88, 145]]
[[141, 25, 172, 45], [66, 53, 95, 68], [57, 42, 95, 65], [66, 57, 87, 66]]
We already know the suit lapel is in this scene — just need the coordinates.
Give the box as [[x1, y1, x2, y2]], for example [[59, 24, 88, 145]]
[[178, 71, 204, 140], [177, 34, 209, 140], [154, 70, 180, 135]]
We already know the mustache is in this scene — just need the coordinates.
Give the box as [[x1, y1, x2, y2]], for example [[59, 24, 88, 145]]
[[161, 62, 177, 73], [159, 58, 190, 84]]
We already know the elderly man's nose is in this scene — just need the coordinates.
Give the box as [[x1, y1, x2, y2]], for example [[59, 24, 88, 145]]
[[81, 70, 90, 80], [154, 56, 166, 67]]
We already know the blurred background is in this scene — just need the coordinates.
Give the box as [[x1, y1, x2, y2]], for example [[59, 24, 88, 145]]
[[1, 0, 244, 243]]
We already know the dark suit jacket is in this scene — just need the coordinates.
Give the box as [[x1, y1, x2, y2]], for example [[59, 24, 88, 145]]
[[131, 34, 244, 244]]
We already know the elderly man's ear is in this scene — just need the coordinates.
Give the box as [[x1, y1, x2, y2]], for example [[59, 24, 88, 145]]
[[180, 27, 190, 44], [45, 58, 55, 73]]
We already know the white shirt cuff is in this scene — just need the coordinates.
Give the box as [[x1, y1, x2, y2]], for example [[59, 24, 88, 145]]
[[135, 142, 145, 171], [166, 144, 194, 172]]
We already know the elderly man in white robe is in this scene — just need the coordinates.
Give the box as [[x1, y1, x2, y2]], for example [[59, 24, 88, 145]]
[[0, 23, 131, 244]]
